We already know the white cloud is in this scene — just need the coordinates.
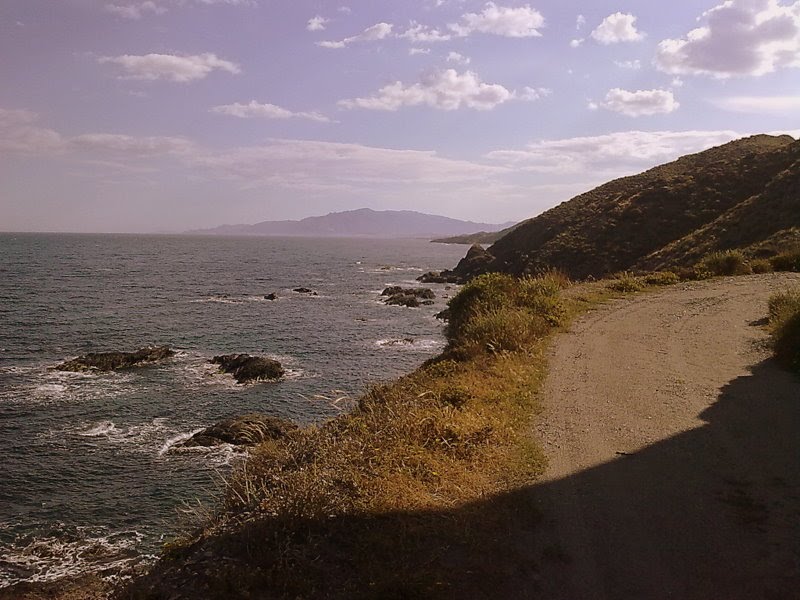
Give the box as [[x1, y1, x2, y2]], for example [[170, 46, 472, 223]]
[[576, 14, 586, 30], [307, 15, 328, 31], [69, 134, 195, 156], [449, 2, 545, 38], [591, 12, 645, 44], [211, 101, 330, 122], [597, 88, 679, 117], [446, 51, 470, 65], [713, 95, 800, 114], [400, 22, 452, 43], [105, 2, 167, 19], [486, 130, 743, 175], [338, 69, 516, 111], [614, 59, 642, 69], [409, 48, 432, 56], [317, 22, 393, 48], [98, 53, 240, 82], [655, 0, 800, 78], [518, 86, 551, 101], [0, 108, 64, 154], [570, 38, 584, 48]]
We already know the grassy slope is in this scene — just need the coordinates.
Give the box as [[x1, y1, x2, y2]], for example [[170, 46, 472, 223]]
[[120, 273, 618, 599], [457, 135, 797, 280]]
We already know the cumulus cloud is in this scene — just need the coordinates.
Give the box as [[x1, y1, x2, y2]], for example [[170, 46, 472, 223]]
[[307, 15, 328, 31], [576, 14, 586, 30], [486, 130, 743, 175], [596, 88, 679, 117], [591, 12, 645, 44], [98, 53, 240, 82], [446, 51, 471, 64], [338, 69, 517, 111], [449, 2, 545, 38], [105, 2, 167, 19], [409, 48, 432, 55], [655, 0, 800, 78], [400, 22, 452, 43], [614, 59, 642, 69], [317, 22, 393, 48], [570, 38, 584, 48], [713, 95, 800, 114], [211, 101, 330, 122]]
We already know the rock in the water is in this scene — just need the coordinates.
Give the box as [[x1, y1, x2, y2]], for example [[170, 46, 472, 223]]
[[264, 293, 278, 301], [176, 414, 297, 448], [417, 271, 461, 284], [55, 346, 175, 372], [211, 354, 284, 383], [293, 287, 318, 295], [381, 287, 435, 308]]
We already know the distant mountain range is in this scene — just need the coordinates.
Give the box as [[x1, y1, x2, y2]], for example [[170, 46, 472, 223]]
[[188, 208, 514, 239], [444, 134, 800, 281]]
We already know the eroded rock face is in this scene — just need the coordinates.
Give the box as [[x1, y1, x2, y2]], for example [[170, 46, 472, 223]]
[[211, 354, 284, 384], [176, 414, 297, 448], [55, 346, 175, 372], [381, 287, 436, 308]]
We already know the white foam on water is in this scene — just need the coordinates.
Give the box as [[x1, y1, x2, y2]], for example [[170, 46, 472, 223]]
[[374, 338, 443, 351], [159, 430, 245, 467], [0, 527, 152, 589], [77, 421, 117, 437]]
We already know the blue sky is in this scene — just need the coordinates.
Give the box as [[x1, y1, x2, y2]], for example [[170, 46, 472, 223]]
[[1, 0, 798, 232]]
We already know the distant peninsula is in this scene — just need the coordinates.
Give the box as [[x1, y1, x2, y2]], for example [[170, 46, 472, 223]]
[[188, 208, 514, 239]]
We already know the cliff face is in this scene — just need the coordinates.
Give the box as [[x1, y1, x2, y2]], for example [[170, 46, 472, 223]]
[[453, 135, 799, 280]]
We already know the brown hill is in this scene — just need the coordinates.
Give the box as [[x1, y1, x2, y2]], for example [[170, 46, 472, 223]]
[[446, 135, 799, 281]]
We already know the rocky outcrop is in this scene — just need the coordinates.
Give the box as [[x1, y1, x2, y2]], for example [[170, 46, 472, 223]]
[[211, 354, 285, 384], [293, 287, 318, 295], [264, 293, 278, 301], [176, 414, 297, 448], [55, 346, 175, 372], [381, 287, 435, 308], [417, 271, 462, 284]]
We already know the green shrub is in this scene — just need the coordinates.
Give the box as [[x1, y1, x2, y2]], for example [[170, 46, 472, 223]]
[[608, 272, 644, 292], [750, 259, 773, 274], [768, 288, 800, 371], [643, 271, 680, 286], [445, 272, 566, 351], [698, 250, 752, 276], [770, 251, 800, 272]]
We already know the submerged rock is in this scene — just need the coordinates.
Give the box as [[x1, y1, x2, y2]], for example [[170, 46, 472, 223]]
[[264, 293, 278, 301], [381, 287, 435, 308], [293, 287, 318, 295], [211, 354, 284, 384], [55, 346, 175, 372], [417, 271, 461, 284], [176, 414, 297, 448]]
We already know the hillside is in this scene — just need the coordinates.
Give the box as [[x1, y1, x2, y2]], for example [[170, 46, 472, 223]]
[[189, 208, 511, 239], [445, 135, 799, 281], [431, 222, 520, 245]]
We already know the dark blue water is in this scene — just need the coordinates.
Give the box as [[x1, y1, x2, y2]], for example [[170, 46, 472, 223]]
[[0, 234, 465, 587]]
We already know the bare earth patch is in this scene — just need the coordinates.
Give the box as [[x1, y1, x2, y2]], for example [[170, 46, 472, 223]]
[[532, 272, 800, 600]]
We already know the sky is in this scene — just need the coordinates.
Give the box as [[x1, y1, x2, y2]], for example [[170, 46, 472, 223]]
[[1, 0, 799, 233]]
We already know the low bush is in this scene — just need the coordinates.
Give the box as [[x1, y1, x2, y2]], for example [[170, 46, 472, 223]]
[[608, 272, 645, 292], [768, 288, 800, 372], [750, 259, 773, 274], [698, 250, 752, 277], [643, 271, 680, 286], [770, 250, 800, 272]]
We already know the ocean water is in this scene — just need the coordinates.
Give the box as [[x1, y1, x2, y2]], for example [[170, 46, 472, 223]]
[[0, 233, 466, 587]]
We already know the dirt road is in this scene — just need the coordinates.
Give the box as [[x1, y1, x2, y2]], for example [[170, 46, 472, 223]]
[[532, 273, 800, 600]]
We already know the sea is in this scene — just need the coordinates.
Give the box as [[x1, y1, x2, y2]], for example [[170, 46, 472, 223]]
[[0, 233, 466, 588]]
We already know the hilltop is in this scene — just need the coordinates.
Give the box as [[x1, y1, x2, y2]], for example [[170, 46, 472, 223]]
[[188, 208, 512, 239], [444, 134, 800, 281]]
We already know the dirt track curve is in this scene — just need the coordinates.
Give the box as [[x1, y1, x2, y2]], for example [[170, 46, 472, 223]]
[[532, 273, 800, 600]]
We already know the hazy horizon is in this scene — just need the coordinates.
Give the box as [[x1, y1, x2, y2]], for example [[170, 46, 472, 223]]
[[1, 0, 799, 233]]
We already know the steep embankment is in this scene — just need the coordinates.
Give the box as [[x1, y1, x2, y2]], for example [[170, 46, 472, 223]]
[[533, 273, 800, 599], [448, 135, 799, 281]]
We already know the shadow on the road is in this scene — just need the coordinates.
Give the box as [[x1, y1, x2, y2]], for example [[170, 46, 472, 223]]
[[123, 360, 800, 600]]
